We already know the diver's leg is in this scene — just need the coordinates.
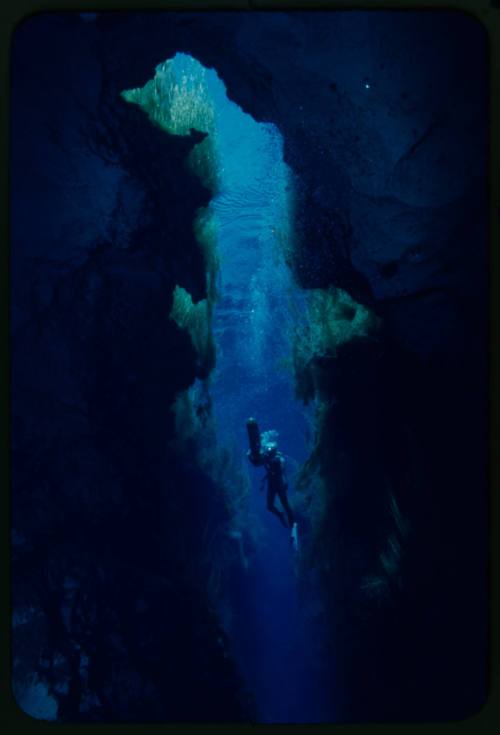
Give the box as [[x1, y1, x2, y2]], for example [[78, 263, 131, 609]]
[[267, 487, 288, 527], [278, 488, 295, 528]]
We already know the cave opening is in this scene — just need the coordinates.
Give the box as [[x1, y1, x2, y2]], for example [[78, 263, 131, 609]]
[[123, 53, 336, 723]]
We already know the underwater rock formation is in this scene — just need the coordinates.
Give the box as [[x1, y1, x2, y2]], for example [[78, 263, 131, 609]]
[[11, 15, 253, 721]]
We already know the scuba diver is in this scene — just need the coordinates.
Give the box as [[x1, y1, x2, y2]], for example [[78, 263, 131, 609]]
[[246, 418, 297, 537]]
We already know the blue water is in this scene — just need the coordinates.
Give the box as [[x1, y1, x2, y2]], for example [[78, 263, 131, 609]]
[[171, 55, 335, 723]]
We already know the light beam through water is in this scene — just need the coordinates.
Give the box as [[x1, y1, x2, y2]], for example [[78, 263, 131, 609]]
[[124, 53, 335, 723]]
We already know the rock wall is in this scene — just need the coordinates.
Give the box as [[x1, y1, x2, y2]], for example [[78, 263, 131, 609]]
[[11, 14, 253, 721]]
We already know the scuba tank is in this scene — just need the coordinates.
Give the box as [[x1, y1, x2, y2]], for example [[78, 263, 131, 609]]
[[246, 417, 263, 465]]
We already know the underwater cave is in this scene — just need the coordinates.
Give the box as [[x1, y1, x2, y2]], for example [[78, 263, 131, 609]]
[[10, 10, 489, 726], [122, 51, 350, 722]]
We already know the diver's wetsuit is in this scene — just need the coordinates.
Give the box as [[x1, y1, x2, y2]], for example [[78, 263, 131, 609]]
[[264, 452, 295, 528]]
